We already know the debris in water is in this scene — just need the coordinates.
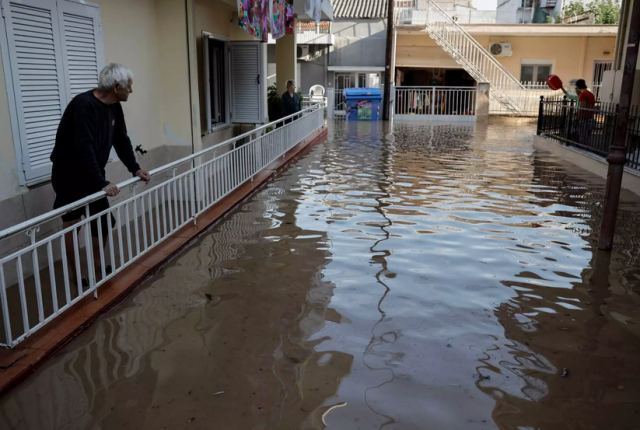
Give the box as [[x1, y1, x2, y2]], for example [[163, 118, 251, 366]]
[[561, 368, 569, 377], [212, 391, 225, 396]]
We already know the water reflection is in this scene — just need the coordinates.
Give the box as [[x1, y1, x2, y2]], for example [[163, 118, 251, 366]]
[[1, 118, 640, 429]]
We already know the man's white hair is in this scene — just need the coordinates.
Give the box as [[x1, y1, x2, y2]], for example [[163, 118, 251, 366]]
[[98, 63, 133, 90]]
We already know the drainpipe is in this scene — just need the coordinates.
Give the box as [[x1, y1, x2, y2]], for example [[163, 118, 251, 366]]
[[185, 0, 196, 155], [598, 0, 639, 250], [383, 0, 395, 120]]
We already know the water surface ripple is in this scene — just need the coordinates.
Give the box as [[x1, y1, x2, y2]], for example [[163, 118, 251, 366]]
[[2, 119, 640, 430]]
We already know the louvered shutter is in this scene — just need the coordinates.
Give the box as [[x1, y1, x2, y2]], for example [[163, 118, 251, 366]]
[[58, 0, 103, 99], [230, 42, 266, 124], [2, 0, 67, 181]]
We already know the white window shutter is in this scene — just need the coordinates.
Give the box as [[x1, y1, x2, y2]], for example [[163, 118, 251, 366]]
[[58, 0, 104, 100], [230, 42, 266, 124], [2, 0, 67, 182]]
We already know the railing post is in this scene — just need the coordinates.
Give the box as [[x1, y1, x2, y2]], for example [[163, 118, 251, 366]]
[[560, 95, 569, 139], [537, 95, 544, 135], [430, 86, 435, 114]]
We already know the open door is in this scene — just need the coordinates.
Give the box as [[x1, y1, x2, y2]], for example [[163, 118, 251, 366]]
[[229, 42, 267, 124]]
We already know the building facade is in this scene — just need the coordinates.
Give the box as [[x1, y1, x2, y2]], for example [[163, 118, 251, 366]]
[[0, 0, 322, 229]]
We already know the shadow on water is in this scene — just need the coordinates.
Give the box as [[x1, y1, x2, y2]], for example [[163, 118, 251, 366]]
[[1, 117, 640, 429]]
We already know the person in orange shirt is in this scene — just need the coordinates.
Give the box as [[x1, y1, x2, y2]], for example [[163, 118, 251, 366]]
[[562, 79, 596, 145]]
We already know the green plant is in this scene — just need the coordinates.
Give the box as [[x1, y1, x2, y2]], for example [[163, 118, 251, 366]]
[[588, 0, 620, 24], [563, 0, 586, 18]]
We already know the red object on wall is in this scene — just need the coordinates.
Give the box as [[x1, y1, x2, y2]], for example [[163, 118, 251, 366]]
[[546, 74, 563, 90]]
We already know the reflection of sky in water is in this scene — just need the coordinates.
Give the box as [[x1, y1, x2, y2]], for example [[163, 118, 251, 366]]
[[2, 119, 640, 430], [293, 120, 640, 429]]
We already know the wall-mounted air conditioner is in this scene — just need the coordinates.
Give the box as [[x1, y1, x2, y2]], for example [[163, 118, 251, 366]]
[[490, 42, 512, 57]]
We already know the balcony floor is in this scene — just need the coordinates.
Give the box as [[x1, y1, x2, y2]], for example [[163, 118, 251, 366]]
[[2, 118, 640, 429]]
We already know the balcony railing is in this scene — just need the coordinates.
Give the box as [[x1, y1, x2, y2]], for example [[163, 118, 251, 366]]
[[0, 105, 325, 348], [395, 86, 476, 117], [537, 96, 640, 171]]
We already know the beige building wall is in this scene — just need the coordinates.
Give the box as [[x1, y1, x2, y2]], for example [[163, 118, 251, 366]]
[[0, 0, 264, 227], [191, 0, 258, 148], [396, 32, 616, 85], [396, 34, 460, 69], [484, 35, 615, 84], [0, 53, 20, 202]]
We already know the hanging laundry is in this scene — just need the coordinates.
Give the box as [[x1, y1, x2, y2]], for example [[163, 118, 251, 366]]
[[269, 0, 287, 40], [304, 0, 322, 23], [238, 0, 269, 41], [285, 2, 295, 34]]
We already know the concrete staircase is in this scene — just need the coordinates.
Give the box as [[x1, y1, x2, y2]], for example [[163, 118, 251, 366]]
[[396, 0, 529, 114]]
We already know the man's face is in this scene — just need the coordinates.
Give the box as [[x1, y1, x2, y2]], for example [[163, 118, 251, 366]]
[[288, 83, 295, 93], [114, 79, 133, 102]]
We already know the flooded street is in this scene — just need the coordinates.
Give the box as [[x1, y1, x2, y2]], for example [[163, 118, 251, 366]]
[[2, 118, 640, 429]]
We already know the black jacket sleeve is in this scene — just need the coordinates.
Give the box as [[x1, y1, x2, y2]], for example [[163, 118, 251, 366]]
[[70, 102, 110, 192], [112, 104, 140, 175]]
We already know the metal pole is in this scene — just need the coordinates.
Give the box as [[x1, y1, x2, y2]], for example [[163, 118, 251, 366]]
[[537, 95, 544, 135], [598, 0, 640, 250], [383, 0, 395, 120]]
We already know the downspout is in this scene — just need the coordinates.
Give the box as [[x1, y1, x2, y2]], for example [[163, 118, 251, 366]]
[[185, 0, 196, 155], [614, 0, 631, 69]]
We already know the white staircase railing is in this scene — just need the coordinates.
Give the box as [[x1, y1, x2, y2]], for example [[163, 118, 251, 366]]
[[396, 0, 528, 113]]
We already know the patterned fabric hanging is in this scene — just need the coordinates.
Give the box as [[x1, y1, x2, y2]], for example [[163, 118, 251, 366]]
[[304, 0, 322, 23], [269, 0, 287, 40], [285, 2, 295, 34], [238, 0, 269, 41]]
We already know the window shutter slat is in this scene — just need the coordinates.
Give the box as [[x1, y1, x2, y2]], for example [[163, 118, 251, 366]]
[[230, 42, 265, 124], [2, 0, 66, 182], [59, 0, 104, 100]]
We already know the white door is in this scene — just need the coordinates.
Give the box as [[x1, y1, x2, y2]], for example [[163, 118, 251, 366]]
[[230, 42, 266, 124]]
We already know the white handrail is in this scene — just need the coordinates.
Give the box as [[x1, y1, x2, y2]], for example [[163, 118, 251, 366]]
[[0, 105, 326, 347], [0, 105, 321, 241]]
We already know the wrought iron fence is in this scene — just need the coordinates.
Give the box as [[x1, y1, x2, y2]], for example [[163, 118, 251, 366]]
[[537, 96, 640, 171], [395, 86, 476, 116], [0, 104, 325, 348]]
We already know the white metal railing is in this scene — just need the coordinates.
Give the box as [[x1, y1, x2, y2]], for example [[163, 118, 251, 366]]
[[490, 84, 562, 115], [0, 105, 325, 348], [395, 0, 529, 113], [395, 86, 476, 116]]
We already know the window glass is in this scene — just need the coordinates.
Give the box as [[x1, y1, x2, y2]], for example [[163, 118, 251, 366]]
[[521, 65, 534, 82], [208, 39, 227, 125], [536, 65, 552, 82]]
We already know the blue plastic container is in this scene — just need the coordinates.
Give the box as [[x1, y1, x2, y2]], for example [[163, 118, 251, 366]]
[[344, 88, 382, 121]]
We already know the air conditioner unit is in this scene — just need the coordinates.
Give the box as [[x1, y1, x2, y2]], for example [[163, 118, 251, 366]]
[[490, 42, 512, 57]]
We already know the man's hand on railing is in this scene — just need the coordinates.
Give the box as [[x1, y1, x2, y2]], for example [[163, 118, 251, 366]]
[[103, 183, 120, 197], [135, 168, 151, 182]]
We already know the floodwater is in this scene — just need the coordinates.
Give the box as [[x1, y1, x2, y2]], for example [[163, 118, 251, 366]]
[[1, 118, 640, 430]]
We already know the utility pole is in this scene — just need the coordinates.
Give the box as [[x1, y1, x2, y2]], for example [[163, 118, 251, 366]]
[[383, 0, 395, 120], [598, 0, 639, 250]]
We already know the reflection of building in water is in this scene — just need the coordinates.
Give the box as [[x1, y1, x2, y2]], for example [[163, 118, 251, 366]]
[[0, 161, 352, 429], [476, 152, 640, 429]]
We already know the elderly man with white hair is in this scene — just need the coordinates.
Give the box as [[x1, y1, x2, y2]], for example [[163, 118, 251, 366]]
[[50, 63, 149, 276]]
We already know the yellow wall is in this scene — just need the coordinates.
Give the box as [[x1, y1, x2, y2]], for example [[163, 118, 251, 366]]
[[0, 46, 20, 200], [0, 0, 264, 205], [396, 33, 617, 84], [396, 34, 459, 69]]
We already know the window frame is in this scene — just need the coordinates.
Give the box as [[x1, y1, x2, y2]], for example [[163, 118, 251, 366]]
[[202, 31, 231, 134], [0, 0, 104, 185], [520, 59, 554, 83]]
